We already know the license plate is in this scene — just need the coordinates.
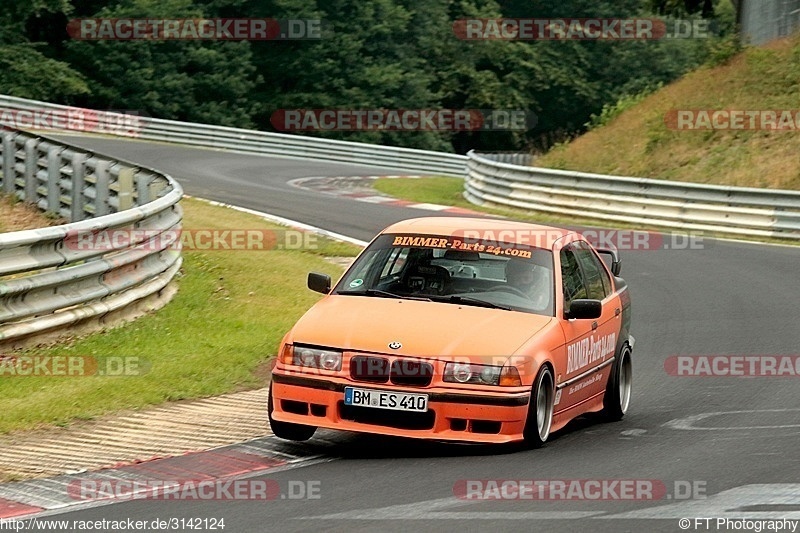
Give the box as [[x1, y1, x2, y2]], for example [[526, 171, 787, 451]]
[[344, 387, 428, 412]]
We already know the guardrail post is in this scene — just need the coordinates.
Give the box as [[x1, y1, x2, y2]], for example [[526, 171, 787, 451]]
[[93, 160, 111, 216], [2, 133, 14, 194], [70, 153, 87, 221], [149, 177, 167, 200], [117, 167, 134, 211], [136, 171, 153, 205], [46, 146, 63, 215], [24, 138, 38, 203]]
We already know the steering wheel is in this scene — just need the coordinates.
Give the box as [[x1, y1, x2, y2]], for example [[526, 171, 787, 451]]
[[487, 285, 529, 298]]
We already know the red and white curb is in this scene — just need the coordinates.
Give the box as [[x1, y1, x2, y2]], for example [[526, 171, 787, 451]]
[[289, 176, 485, 216], [0, 436, 332, 519]]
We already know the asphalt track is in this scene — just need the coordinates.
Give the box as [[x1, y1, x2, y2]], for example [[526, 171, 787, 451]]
[[30, 137, 800, 532]]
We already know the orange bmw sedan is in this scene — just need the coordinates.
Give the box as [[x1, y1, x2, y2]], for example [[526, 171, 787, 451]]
[[269, 217, 633, 447]]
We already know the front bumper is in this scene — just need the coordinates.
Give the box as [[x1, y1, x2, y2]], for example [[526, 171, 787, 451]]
[[270, 373, 531, 443]]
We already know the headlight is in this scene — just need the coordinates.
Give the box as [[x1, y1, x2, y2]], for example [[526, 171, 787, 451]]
[[318, 351, 342, 371], [443, 363, 522, 386], [289, 345, 342, 371], [451, 363, 474, 383], [444, 362, 502, 385]]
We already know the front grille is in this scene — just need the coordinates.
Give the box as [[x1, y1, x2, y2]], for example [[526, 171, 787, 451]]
[[390, 359, 433, 387], [350, 356, 434, 387], [338, 402, 436, 430], [350, 355, 389, 383]]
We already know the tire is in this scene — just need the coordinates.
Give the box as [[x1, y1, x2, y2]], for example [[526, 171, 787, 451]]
[[523, 365, 555, 448], [601, 343, 632, 422], [268, 382, 317, 441]]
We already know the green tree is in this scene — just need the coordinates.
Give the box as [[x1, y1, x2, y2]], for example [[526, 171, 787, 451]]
[[64, 0, 261, 126], [0, 0, 89, 101], [1, 0, 735, 153], [648, 0, 716, 18]]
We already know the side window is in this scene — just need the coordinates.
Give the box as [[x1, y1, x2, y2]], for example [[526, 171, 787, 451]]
[[560, 247, 587, 309], [573, 241, 610, 300]]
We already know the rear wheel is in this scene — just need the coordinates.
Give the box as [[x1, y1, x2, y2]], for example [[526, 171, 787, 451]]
[[601, 344, 632, 421], [268, 383, 317, 441], [523, 366, 555, 448]]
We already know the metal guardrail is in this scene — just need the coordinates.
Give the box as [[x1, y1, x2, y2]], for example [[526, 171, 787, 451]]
[[479, 153, 534, 166], [466, 151, 800, 240], [3, 94, 799, 241], [0, 127, 183, 347], [0, 95, 467, 177]]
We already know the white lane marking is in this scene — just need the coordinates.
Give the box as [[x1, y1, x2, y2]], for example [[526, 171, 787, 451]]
[[664, 409, 800, 431], [357, 196, 397, 203], [620, 429, 647, 436], [288, 175, 422, 190], [408, 203, 451, 211], [187, 196, 368, 247], [302, 497, 603, 520], [600, 484, 800, 520]]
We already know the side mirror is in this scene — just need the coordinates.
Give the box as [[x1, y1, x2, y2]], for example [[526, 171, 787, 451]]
[[307, 272, 331, 294], [595, 247, 621, 276], [565, 299, 602, 320]]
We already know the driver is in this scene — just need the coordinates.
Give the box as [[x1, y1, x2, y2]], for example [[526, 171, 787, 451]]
[[505, 259, 541, 299]]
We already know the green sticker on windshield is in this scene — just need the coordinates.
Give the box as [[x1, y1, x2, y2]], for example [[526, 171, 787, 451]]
[[349, 279, 364, 288]]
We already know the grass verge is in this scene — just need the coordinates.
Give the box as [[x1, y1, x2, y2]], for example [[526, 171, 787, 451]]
[[0, 195, 64, 232], [536, 35, 800, 190], [0, 197, 361, 434]]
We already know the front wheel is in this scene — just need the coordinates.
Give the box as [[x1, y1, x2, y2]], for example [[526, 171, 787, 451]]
[[268, 382, 317, 441], [601, 344, 632, 421], [523, 366, 555, 448]]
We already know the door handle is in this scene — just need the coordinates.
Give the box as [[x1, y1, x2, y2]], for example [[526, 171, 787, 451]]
[[591, 321, 598, 330], [615, 308, 621, 317]]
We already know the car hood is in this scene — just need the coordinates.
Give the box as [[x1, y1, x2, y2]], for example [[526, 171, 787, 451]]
[[287, 295, 553, 359]]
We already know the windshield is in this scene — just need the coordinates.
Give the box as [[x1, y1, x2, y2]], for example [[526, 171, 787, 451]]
[[334, 233, 554, 316]]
